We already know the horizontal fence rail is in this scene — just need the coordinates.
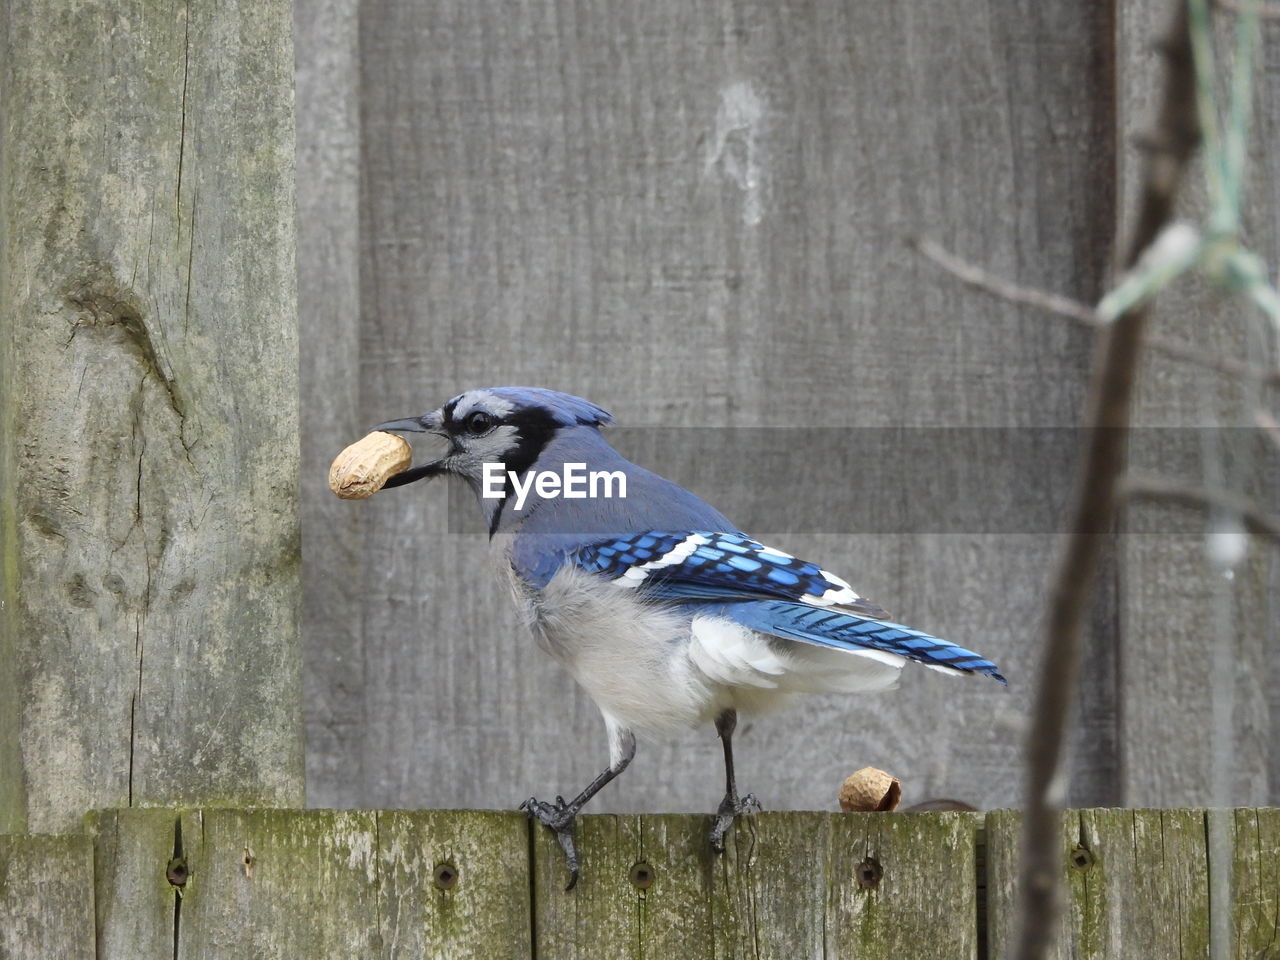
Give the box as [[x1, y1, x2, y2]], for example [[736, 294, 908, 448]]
[[1, 809, 1277, 958]]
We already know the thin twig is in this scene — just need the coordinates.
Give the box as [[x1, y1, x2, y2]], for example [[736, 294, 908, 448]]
[[1189, 0, 1227, 213], [1122, 473, 1280, 541], [1223, 0, 1260, 222], [1014, 5, 1199, 960], [912, 238, 1098, 325], [913, 236, 1280, 387], [1152, 336, 1280, 386]]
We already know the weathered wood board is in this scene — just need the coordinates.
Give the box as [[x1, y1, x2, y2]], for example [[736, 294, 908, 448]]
[[376, 810, 532, 960], [0, 833, 95, 960], [82, 808, 531, 960], [11, 808, 1278, 958], [987, 808, 1280, 959], [0, 0, 304, 833], [1115, 0, 1280, 808], [84, 809, 179, 960], [531, 810, 980, 959], [300, 0, 1119, 819], [294, 0, 369, 809]]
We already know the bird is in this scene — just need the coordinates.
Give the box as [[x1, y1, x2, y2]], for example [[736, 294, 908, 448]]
[[373, 386, 1005, 888]]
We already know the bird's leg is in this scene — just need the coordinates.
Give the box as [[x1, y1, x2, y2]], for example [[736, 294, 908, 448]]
[[521, 729, 635, 890], [709, 708, 761, 853]]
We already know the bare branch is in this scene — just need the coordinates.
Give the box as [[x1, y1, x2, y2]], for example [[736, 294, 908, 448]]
[[1014, 5, 1199, 960], [914, 236, 1280, 387], [1151, 337, 1280, 386], [912, 238, 1098, 325], [1122, 473, 1280, 541]]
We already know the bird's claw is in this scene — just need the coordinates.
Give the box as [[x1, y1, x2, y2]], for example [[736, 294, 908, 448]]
[[521, 795, 581, 890], [709, 792, 763, 854]]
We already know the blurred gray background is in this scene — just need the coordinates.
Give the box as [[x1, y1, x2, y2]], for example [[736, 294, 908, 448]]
[[294, 0, 1280, 815]]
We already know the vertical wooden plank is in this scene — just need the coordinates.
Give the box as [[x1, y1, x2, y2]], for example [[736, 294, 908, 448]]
[[377, 810, 532, 959], [987, 808, 1212, 959], [1231, 807, 1280, 956], [176, 810, 380, 958], [1078, 808, 1210, 959], [532, 813, 714, 959], [712, 812, 830, 958], [293, 0, 369, 809], [1, 0, 303, 833], [987, 809, 1094, 960], [0, 833, 95, 960], [531, 815, 632, 959], [987, 809, 1042, 960], [84, 809, 179, 960], [347, 0, 1116, 817], [633, 815, 717, 958], [1116, 0, 1280, 809], [825, 812, 978, 959]]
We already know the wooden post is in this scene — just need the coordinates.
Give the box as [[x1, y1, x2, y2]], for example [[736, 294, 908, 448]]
[[0, 0, 304, 832]]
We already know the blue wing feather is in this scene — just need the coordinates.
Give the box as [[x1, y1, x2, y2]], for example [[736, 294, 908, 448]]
[[573, 530, 889, 618], [570, 530, 1006, 683]]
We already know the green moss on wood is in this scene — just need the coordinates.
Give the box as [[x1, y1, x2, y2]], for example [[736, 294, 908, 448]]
[[9, 809, 1277, 958]]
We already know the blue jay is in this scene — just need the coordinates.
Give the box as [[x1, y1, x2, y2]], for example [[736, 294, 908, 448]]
[[375, 387, 1004, 888]]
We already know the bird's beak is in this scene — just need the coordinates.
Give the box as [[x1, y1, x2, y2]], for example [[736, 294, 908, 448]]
[[373, 410, 448, 488], [373, 413, 440, 434]]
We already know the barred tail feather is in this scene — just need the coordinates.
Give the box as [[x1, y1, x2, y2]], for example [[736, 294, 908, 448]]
[[714, 600, 1007, 683]]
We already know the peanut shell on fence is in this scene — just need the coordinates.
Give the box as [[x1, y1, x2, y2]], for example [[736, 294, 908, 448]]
[[839, 766, 902, 812]]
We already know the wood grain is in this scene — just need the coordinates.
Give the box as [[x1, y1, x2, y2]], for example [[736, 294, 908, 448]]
[[335, 0, 1115, 818], [5, 808, 1273, 957], [0, 833, 95, 960], [1115, 0, 1280, 808], [85, 809, 181, 960], [294, 0, 370, 810], [0, 0, 304, 832], [827, 812, 980, 958], [529, 810, 978, 958], [83, 808, 534, 959], [1230, 807, 1280, 956], [987, 808, 1212, 960], [176, 809, 382, 957], [377, 810, 532, 960]]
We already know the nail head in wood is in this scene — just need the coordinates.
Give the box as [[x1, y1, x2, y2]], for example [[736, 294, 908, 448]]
[[434, 862, 459, 890], [629, 861, 655, 890]]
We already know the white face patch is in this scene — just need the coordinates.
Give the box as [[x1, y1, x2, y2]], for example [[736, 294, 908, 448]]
[[449, 423, 524, 479], [450, 389, 515, 423]]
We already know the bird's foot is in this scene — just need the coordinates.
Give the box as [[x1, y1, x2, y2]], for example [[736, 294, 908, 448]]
[[709, 792, 762, 853], [521, 795, 581, 890]]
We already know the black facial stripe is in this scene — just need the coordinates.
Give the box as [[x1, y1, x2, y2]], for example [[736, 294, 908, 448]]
[[501, 408, 558, 476], [442, 395, 463, 427], [486, 407, 560, 537]]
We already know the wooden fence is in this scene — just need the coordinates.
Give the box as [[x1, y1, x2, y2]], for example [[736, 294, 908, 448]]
[[3, 809, 1277, 958]]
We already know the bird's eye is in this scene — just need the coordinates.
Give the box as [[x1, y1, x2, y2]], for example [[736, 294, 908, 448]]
[[464, 411, 495, 435]]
